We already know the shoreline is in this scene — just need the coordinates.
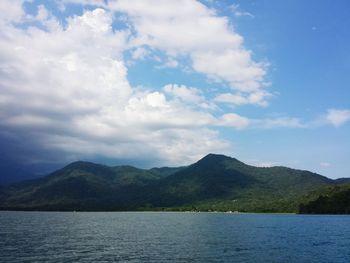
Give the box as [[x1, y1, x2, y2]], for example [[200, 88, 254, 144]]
[[0, 210, 305, 215]]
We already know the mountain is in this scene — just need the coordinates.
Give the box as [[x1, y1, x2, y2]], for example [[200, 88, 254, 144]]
[[0, 161, 181, 211], [334, 178, 350, 184], [299, 184, 350, 214], [0, 154, 347, 212], [144, 154, 333, 212], [149, 166, 185, 177]]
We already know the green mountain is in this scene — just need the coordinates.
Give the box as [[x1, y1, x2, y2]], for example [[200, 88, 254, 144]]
[[334, 178, 350, 184], [299, 184, 350, 214], [0, 154, 347, 213], [0, 161, 181, 211], [144, 154, 333, 212]]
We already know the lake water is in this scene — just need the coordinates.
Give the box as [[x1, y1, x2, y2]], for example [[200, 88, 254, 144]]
[[0, 212, 349, 263]]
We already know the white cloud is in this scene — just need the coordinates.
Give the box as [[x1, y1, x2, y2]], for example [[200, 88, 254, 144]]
[[217, 113, 250, 130], [326, 109, 350, 127], [62, 0, 106, 6], [164, 84, 203, 103], [5, 1, 335, 168], [230, 4, 254, 18], [67, 8, 113, 33], [191, 49, 267, 92], [0, 8, 131, 124], [215, 93, 247, 105], [0, 0, 25, 23], [35, 5, 50, 21], [122, 91, 218, 130], [251, 161, 279, 168], [131, 47, 149, 60], [161, 58, 179, 68], [108, 0, 268, 94], [320, 162, 331, 167], [244, 109, 350, 130], [253, 117, 305, 129], [163, 84, 215, 109], [255, 162, 277, 167], [0, 6, 231, 166], [215, 91, 272, 107]]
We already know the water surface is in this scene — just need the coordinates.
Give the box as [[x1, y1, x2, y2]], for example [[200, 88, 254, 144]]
[[0, 212, 349, 262]]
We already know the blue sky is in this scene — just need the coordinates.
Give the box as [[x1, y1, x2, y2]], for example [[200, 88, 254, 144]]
[[0, 0, 349, 183]]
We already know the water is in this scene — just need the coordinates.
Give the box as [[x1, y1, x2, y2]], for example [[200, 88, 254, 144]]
[[0, 212, 349, 263]]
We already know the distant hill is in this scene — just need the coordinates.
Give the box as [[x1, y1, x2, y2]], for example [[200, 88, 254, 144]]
[[0, 161, 183, 211], [144, 154, 333, 212], [299, 184, 350, 214], [0, 154, 348, 213], [334, 178, 350, 184]]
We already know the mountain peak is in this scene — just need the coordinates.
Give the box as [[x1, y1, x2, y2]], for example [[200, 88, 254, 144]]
[[199, 153, 241, 163], [0, 154, 339, 212], [188, 153, 245, 171]]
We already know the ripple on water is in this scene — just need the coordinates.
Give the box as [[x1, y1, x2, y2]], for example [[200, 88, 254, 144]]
[[0, 212, 350, 263]]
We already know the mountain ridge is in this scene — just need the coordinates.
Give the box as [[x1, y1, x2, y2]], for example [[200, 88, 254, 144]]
[[0, 153, 348, 213]]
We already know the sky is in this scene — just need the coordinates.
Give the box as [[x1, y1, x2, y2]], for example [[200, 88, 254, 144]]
[[0, 0, 349, 183]]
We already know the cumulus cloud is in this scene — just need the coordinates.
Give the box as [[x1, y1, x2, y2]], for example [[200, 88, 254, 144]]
[[4, 0, 339, 170], [1, 8, 130, 113], [0, 4, 233, 166], [249, 161, 280, 168], [131, 47, 149, 60], [217, 113, 250, 130], [320, 162, 331, 167], [252, 117, 305, 129], [214, 91, 272, 107], [163, 84, 215, 109], [159, 58, 179, 68], [108, 0, 268, 94], [0, 0, 25, 23], [249, 109, 350, 130], [62, 0, 106, 6], [325, 109, 350, 127]]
